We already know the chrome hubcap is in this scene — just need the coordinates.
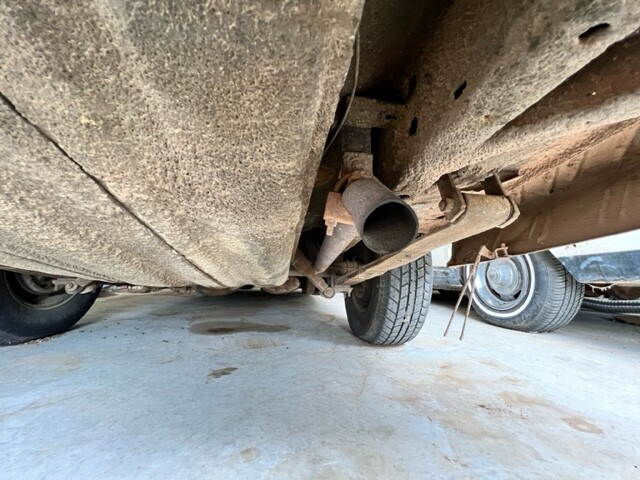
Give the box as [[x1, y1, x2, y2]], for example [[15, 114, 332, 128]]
[[485, 259, 521, 297], [473, 256, 533, 313]]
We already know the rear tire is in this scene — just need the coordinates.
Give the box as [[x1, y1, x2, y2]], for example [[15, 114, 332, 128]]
[[0, 271, 100, 346], [345, 254, 433, 345], [471, 252, 584, 333]]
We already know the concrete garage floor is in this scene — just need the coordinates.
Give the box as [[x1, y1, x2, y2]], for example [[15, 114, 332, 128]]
[[1, 292, 639, 479]]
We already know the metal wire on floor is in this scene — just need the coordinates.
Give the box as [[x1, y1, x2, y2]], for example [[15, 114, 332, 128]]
[[443, 251, 482, 340]]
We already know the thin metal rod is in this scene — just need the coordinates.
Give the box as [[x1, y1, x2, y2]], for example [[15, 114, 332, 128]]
[[460, 254, 482, 340], [444, 275, 471, 337], [443, 251, 481, 339]]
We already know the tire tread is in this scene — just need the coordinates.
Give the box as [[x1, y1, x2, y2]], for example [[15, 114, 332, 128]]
[[346, 254, 433, 346]]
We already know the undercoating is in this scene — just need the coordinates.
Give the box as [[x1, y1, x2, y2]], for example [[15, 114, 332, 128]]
[[374, 0, 640, 196], [0, 0, 363, 287], [0, 99, 219, 286], [0, 0, 639, 287]]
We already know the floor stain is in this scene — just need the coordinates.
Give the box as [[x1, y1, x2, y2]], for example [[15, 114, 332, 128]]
[[479, 358, 505, 370], [237, 338, 278, 349], [501, 376, 523, 385], [562, 416, 603, 434], [208, 367, 238, 379], [500, 392, 604, 434], [240, 447, 259, 462], [435, 363, 471, 388], [1, 395, 78, 417], [22, 354, 83, 372], [190, 320, 290, 335], [320, 314, 337, 323], [500, 391, 556, 410], [152, 310, 182, 317], [477, 403, 528, 420], [443, 455, 468, 468], [159, 356, 182, 365]]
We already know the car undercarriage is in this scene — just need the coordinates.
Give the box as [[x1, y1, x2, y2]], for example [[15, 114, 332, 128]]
[[1, 0, 639, 344]]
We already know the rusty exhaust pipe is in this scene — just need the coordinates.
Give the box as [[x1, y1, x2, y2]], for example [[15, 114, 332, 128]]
[[314, 223, 359, 273], [342, 177, 419, 255], [313, 177, 419, 273]]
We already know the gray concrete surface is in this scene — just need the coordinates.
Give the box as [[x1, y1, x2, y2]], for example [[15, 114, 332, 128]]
[[1, 292, 639, 479]]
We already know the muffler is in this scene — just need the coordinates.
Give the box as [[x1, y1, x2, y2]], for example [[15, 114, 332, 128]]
[[314, 177, 419, 272], [342, 177, 419, 254]]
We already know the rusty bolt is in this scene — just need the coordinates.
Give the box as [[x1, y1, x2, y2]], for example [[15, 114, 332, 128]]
[[439, 197, 455, 214]]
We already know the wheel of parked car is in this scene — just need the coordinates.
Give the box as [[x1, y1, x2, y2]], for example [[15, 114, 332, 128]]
[[345, 254, 432, 345], [469, 251, 584, 333], [0, 270, 101, 346]]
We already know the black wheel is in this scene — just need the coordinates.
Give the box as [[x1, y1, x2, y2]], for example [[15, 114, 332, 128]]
[[470, 251, 584, 333], [0, 270, 101, 346], [345, 254, 433, 346]]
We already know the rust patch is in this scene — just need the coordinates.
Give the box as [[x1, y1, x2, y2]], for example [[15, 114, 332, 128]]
[[500, 392, 556, 409], [562, 416, 603, 434]]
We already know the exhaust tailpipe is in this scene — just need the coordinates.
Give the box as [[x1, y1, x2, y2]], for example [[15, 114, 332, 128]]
[[342, 177, 419, 255], [313, 176, 419, 273]]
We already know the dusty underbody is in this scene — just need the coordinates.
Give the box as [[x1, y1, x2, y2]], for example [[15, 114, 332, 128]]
[[0, 1, 639, 344]]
